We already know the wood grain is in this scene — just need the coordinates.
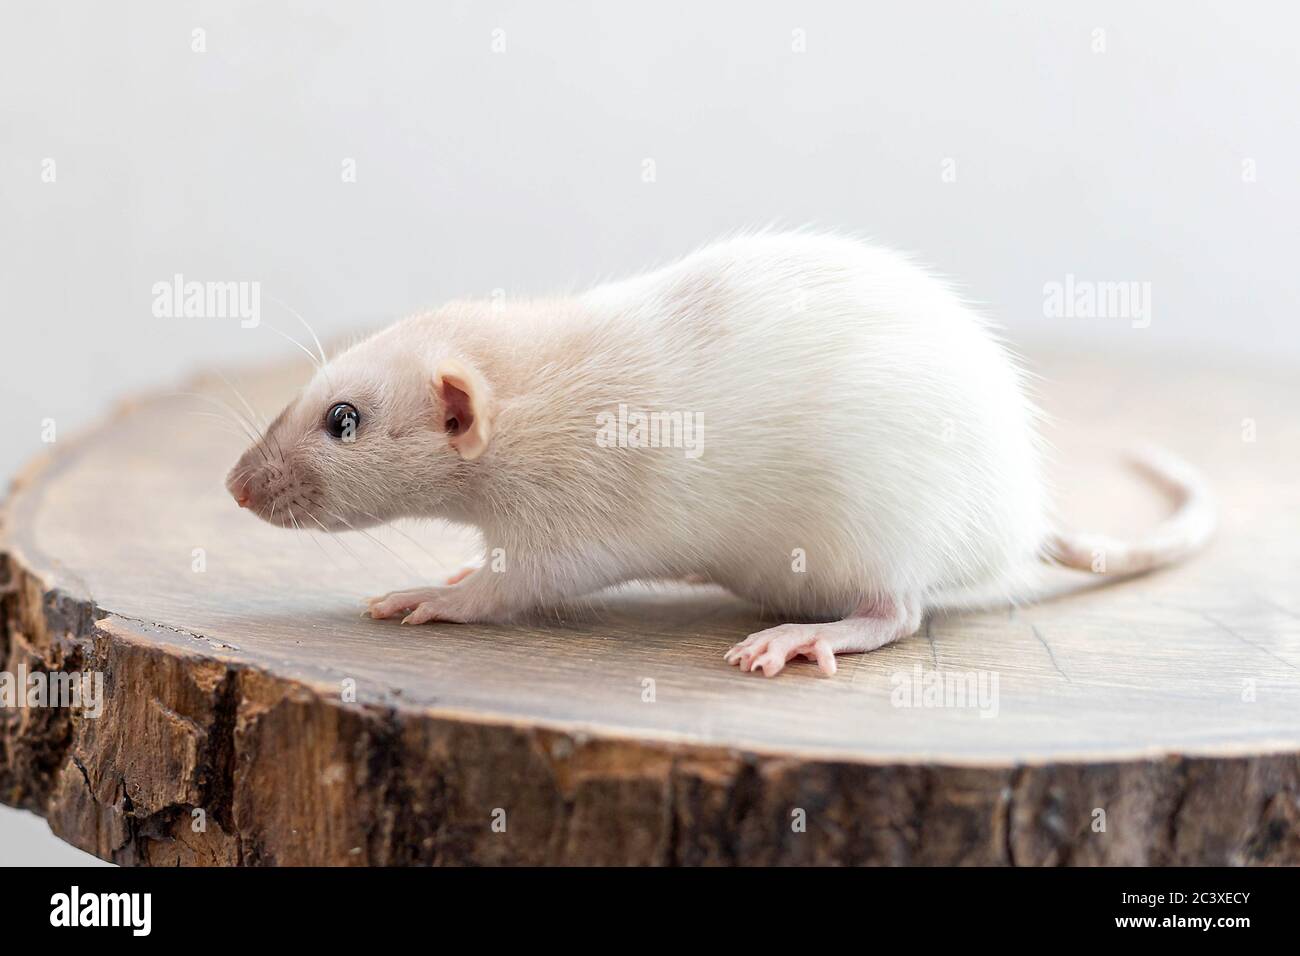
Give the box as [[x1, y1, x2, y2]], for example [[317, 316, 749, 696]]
[[1, 347, 1298, 865]]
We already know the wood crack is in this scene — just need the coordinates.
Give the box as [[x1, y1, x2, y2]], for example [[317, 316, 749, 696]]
[[1030, 625, 1072, 682]]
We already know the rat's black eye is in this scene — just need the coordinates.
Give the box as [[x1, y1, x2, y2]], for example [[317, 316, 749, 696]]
[[326, 402, 360, 441]]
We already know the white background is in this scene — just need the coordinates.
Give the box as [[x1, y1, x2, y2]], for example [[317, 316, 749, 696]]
[[1, 1, 1296, 864]]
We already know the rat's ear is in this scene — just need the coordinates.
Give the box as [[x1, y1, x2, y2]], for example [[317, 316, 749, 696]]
[[432, 358, 493, 460]]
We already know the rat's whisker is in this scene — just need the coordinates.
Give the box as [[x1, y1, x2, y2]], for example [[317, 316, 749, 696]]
[[357, 509, 451, 571], [269, 295, 329, 368], [309, 531, 345, 570], [219, 370, 285, 460], [298, 510, 353, 571], [173, 392, 268, 462], [265, 323, 322, 370], [216, 371, 268, 433], [187, 411, 256, 443], [315, 502, 423, 579], [172, 391, 259, 437], [301, 506, 370, 572]]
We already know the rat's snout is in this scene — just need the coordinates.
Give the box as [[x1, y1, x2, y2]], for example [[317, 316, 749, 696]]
[[226, 465, 268, 512], [225, 453, 317, 529]]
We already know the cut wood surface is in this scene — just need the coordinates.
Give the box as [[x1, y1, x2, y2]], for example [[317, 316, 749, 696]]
[[2, 347, 1298, 865]]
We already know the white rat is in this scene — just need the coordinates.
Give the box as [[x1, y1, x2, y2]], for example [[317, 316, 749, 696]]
[[226, 231, 1213, 677]]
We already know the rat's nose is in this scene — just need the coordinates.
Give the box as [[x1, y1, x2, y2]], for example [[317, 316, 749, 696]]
[[226, 471, 257, 510]]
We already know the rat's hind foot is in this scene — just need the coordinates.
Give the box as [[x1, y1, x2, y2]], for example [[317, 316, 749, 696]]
[[724, 594, 922, 677], [724, 623, 839, 676]]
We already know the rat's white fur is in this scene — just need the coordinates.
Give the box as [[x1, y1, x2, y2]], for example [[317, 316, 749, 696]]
[[228, 231, 1213, 676]]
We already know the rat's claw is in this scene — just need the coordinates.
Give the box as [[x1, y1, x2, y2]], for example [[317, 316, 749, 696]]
[[723, 628, 766, 673], [401, 598, 468, 625], [402, 603, 437, 625]]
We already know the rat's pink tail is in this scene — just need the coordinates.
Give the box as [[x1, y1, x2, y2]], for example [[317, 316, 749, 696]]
[[1045, 445, 1216, 575]]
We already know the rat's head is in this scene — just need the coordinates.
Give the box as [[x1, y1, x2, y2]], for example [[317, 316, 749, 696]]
[[224, 332, 493, 531]]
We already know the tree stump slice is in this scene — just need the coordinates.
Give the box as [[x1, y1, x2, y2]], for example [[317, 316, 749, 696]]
[[2, 348, 1298, 866]]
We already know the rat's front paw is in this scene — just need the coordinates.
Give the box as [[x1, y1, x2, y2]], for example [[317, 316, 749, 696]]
[[367, 587, 471, 624], [367, 588, 428, 619]]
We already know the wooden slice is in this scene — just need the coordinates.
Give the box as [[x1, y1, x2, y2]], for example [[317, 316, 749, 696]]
[[1, 348, 1298, 865]]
